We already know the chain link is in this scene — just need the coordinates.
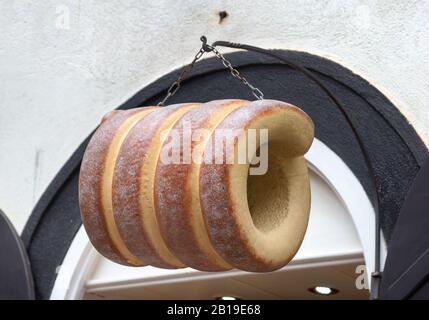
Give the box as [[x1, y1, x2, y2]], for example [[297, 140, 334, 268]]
[[158, 40, 264, 106], [157, 48, 205, 106], [209, 46, 264, 100]]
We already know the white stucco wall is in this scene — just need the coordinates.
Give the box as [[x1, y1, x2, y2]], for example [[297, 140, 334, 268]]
[[1, 0, 428, 232]]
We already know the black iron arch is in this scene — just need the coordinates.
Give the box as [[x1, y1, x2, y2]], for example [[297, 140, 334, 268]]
[[21, 49, 428, 299]]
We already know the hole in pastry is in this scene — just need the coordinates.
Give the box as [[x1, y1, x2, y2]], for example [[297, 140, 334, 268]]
[[247, 147, 289, 233]]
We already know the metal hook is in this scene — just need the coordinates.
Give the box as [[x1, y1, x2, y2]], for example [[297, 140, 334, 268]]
[[200, 36, 214, 52]]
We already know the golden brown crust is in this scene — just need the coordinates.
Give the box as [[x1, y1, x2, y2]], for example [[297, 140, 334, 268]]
[[154, 99, 248, 271], [112, 103, 199, 268], [199, 100, 314, 272], [80, 99, 313, 272], [79, 107, 156, 266]]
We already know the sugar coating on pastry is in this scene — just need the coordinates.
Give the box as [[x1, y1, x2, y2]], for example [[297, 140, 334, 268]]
[[154, 99, 248, 271], [79, 107, 156, 266], [112, 103, 200, 268]]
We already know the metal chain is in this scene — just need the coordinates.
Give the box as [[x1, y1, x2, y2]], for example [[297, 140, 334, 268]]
[[208, 45, 264, 100], [157, 47, 205, 106], [157, 38, 264, 106]]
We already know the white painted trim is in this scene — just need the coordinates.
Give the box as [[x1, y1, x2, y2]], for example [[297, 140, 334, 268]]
[[86, 253, 364, 294], [50, 227, 98, 300], [50, 138, 385, 299], [306, 139, 387, 281]]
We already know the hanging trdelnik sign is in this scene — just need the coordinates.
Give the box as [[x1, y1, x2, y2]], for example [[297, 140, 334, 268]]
[[79, 99, 314, 272]]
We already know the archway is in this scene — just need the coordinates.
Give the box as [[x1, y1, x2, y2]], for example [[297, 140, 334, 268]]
[[23, 50, 427, 299]]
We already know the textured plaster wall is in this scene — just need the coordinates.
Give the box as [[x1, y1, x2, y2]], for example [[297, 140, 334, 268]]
[[1, 0, 428, 232]]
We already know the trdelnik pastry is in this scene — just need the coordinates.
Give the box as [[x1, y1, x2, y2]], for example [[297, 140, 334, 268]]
[[79, 99, 314, 272]]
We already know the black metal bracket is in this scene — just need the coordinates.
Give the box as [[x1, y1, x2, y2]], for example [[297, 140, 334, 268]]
[[201, 36, 383, 299]]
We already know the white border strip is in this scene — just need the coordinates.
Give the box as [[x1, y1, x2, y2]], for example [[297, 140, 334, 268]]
[[50, 227, 98, 300], [85, 253, 364, 293], [306, 139, 387, 280]]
